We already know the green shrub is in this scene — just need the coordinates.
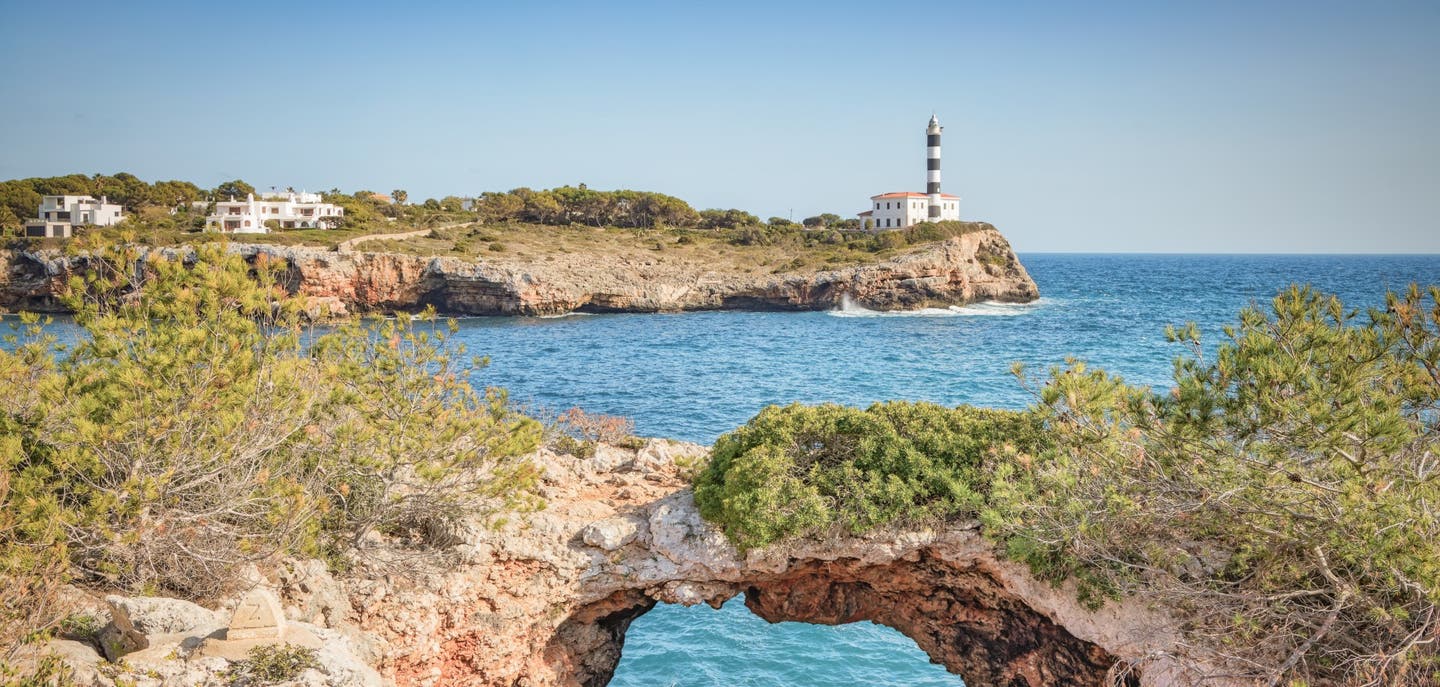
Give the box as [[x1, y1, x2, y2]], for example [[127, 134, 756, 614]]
[[0, 653, 77, 686], [55, 615, 101, 644], [989, 284, 1440, 685], [225, 644, 318, 685], [977, 250, 1008, 268], [0, 242, 542, 600], [693, 401, 1046, 552]]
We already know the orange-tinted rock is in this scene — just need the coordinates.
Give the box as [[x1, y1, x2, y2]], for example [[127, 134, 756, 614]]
[[0, 228, 1038, 316], [268, 441, 1219, 687]]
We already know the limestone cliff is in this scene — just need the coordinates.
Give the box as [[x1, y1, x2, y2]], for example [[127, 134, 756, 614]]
[[40, 441, 1224, 687], [0, 228, 1037, 316]]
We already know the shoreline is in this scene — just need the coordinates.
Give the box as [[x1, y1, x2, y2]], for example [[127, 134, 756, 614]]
[[0, 228, 1039, 318]]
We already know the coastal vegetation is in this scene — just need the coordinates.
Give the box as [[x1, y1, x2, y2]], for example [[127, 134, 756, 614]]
[[695, 285, 1440, 685], [370, 218, 989, 273], [0, 173, 474, 243], [224, 645, 320, 685], [2, 175, 994, 276], [0, 246, 541, 671], [694, 402, 1047, 552], [0, 174, 854, 239]]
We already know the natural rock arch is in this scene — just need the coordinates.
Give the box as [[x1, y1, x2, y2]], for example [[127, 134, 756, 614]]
[[277, 441, 1203, 687], [551, 553, 1130, 687]]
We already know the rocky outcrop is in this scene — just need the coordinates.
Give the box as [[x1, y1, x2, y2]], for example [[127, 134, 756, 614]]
[[0, 228, 1038, 316], [27, 589, 381, 687], [38, 440, 1219, 687]]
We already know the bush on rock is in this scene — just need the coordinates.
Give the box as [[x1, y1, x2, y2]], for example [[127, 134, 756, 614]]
[[693, 401, 1047, 552]]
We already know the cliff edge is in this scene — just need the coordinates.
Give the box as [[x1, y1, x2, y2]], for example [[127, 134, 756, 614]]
[[0, 227, 1037, 316]]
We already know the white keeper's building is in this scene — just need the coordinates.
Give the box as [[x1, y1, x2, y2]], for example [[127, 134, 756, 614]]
[[859, 192, 960, 231], [206, 191, 344, 234]]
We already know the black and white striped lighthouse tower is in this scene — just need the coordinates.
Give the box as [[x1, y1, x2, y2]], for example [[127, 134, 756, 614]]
[[926, 114, 943, 219]]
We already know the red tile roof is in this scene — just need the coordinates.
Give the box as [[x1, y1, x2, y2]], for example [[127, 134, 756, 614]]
[[870, 191, 960, 199]]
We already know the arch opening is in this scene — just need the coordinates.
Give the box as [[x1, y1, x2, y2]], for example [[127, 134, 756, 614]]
[[612, 597, 964, 687], [551, 553, 1136, 687]]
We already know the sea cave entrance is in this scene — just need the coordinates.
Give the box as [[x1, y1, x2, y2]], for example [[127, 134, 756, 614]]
[[610, 596, 964, 687]]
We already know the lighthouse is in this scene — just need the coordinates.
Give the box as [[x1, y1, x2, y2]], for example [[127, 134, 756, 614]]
[[856, 115, 961, 230], [926, 114, 943, 220]]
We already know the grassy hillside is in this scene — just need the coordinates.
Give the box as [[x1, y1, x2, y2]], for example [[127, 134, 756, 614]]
[[7, 219, 995, 276], [363, 221, 993, 273]]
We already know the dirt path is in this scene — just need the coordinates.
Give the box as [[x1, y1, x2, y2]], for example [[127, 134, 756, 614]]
[[337, 222, 472, 252]]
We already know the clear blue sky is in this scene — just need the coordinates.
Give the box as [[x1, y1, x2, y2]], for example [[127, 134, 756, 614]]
[[2, 0, 1437, 252]]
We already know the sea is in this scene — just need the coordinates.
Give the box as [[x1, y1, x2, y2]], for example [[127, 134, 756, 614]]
[[17, 254, 1440, 686], [444, 254, 1440, 687]]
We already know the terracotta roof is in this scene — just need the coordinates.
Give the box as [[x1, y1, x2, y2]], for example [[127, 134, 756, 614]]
[[858, 210, 873, 216], [870, 191, 960, 199]]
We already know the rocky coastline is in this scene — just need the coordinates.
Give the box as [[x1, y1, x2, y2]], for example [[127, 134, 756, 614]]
[[28, 440, 1217, 687], [0, 228, 1037, 317]]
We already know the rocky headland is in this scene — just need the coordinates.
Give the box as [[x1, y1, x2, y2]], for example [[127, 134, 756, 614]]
[[0, 227, 1037, 316], [30, 440, 1219, 687]]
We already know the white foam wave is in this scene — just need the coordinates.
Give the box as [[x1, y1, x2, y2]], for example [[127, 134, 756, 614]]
[[827, 294, 1052, 318], [536, 311, 596, 319]]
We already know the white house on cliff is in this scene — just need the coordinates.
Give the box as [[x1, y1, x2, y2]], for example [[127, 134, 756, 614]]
[[206, 191, 344, 234], [23, 195, 124, 238], [858, 114, 961, 230]]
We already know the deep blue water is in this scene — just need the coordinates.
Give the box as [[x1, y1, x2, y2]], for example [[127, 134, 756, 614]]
[[13, 254, 1439, 685], [445, 253, 1440, 687]]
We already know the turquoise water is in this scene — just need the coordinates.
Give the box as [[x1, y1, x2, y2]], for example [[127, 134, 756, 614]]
[[444, 254, 1440, 687]]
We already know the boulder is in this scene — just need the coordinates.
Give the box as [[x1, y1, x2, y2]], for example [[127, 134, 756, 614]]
[[107, 594, 222, 636], [581, 516, 643, 551]]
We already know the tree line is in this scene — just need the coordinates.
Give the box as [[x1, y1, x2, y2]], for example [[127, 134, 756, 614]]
[[472, 185, 861, 231], [2, 174, 863, 233], [0, 173, 207, 229]]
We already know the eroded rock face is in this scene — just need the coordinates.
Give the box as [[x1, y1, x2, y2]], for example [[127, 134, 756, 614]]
[[743, 557, 1127, 687], [35, 441, 1208, 686], [0, 228, 1038, 316], [267, 440, 1201, 687]]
